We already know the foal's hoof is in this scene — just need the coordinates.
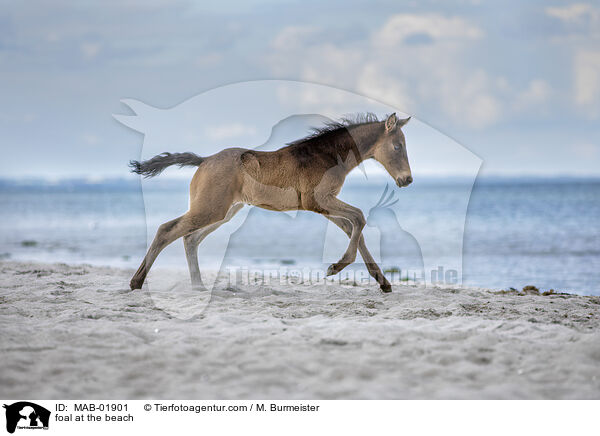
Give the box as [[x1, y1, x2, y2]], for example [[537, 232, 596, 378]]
[[327, 260, 352, 276], [380, 282, 393, 293], [130, 278, 143, 290], [326, 264, 337, 276], [327, 263, 345, 276]]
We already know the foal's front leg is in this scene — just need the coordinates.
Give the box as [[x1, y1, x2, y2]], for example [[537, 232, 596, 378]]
[[318, 196, 366, 277], [326, 216, 392, 292]]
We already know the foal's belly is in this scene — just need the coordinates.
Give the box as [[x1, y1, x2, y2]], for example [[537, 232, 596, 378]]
[[240, 175, 301, 211]]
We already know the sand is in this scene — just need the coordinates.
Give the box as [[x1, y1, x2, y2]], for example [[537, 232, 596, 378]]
[[1, 260, 600, 399]]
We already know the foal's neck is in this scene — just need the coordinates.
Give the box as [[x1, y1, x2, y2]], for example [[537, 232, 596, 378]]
[[344, 122, 384, 170]]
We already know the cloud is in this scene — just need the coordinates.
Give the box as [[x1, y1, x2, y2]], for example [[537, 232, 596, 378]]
[[275, 84, 365, 116], [435, 70, 502, 128], [573, 49, 600, 117], [80, 42, 102, 59], [373, 13, 483, 46], [356, 65, 414, 110], [543, 4, 600, 116], [545, 3, 600, 39], [546, 3, 599, 24], [268, 13, 506, 128], [515, 79, 552, 110]]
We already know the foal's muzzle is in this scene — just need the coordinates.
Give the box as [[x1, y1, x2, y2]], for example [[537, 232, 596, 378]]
[[396, 175, 413, 187]]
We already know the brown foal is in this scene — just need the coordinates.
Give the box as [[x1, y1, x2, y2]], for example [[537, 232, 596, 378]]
[[129, 113, 412, 292]]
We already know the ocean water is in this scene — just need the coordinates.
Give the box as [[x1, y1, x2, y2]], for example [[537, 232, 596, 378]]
[[1, 177, 599, 295]]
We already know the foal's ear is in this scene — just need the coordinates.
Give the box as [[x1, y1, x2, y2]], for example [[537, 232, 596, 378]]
[[385, 113, 398, 132], [398, 116, 411, 128]]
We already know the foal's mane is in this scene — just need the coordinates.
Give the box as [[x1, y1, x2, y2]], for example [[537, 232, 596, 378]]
[[287, 112, 382, 146]]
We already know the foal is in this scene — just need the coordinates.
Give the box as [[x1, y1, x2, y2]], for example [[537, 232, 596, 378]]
[[129, 113, 412, 292]]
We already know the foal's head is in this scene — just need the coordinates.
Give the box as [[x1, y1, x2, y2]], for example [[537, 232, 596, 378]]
[[371, 113, 412, 188]]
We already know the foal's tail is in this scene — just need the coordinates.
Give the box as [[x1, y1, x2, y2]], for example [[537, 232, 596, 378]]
[[129, 152, 204, 178]]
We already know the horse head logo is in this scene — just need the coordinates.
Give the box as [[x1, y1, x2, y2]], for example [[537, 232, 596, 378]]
[[114, 80, 481, 318], [3, 402, 50, 434]]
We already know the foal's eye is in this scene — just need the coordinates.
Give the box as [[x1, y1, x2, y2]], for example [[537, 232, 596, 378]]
[[394, 143, 402, 151]]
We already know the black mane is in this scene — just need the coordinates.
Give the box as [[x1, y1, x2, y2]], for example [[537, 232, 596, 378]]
[[287, 113, 382, 146], [285, 113, 384, 168]]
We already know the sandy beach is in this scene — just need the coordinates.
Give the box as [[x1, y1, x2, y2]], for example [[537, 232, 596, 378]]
[[1, 260, 599, 399]]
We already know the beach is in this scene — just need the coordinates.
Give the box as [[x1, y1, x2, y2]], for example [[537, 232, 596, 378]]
[[1, 260, 599, 399]]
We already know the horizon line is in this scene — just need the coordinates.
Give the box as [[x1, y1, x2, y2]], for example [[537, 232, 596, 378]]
[[1, 173, 600, 185]]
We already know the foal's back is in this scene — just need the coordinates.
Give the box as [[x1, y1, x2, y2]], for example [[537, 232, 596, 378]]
[[240, 140, 352, 187]]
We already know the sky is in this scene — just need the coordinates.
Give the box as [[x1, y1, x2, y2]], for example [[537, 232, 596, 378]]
[[0, 0, 599, 178]]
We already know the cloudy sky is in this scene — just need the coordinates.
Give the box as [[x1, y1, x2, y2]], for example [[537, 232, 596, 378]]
[[1, 0, 599, 178]]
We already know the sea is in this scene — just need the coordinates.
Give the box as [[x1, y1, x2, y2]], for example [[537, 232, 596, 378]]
[[1, 176, 599, 295]]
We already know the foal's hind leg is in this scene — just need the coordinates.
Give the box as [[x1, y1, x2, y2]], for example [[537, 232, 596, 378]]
[[130, 214, 198, 290], [318, 197, 366, 277], [130, 205, 233, 290], [326, 216, 392, 292], [184, 203, 244, 289]]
